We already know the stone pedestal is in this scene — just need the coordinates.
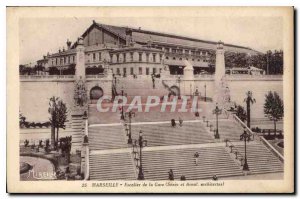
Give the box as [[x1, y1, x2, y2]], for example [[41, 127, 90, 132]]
[[215, 41, 225, 86], [214, 41, 227, 107], [183, 60, 194, 96]]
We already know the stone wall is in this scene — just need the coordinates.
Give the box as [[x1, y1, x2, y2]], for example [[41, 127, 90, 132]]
[[20, 78, 113, 122]]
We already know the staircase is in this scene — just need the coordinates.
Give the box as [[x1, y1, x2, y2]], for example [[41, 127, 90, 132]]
[[208, 119, 245, 141], [116, 78, 170, 99], [89, 125, 128, 150], [142, 146, 244, 180], [130, 122, 214, 147], [88, 104, 121, 124], [234, 142, 283, 175], [70, 115, 85, 151], [89, 152, 136, 180]]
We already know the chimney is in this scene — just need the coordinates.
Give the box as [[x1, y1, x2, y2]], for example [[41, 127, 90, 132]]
[[125, 28, 132, 46], [66, 39, 72, 49], [77, 37, 84, 45]]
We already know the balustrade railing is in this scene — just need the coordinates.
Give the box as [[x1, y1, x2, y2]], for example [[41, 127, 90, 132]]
[[225, 74, 283, 80], [20, 75, 75, 80], [231, 112, 284, 163], [260, 136, 284, 163], [225, 139, 245, 167], [86, 74, 106, 79]]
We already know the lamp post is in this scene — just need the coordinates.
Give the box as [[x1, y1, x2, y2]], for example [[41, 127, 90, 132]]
[[132, 130, 148, 180], [121, 87, 125, 120], [194, 87, 200, 117], [204, 83, 207, 102], [212, 103, 222, 139], [177, 75, 181, 99], [114, 76, 117, 85], [125, 111, 135, 144], [240, 128, 251, 171]]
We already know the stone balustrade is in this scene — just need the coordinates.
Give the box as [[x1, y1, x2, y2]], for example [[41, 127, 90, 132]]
[[20, 75, 75, 82]]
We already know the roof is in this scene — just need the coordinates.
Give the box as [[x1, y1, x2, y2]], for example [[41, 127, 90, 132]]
[[92, 21, 259, 55]]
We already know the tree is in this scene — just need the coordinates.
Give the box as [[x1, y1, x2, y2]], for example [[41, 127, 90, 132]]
[[244, 91, 256, 128], [225, 52, 249, 68], [49, 67, 60, 75], [19, 112, 26, 128], [48, 97, 68, 149], [264, 91, 284, 136]]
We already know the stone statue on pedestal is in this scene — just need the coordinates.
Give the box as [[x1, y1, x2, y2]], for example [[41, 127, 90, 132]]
[[74, 78, 87, 107]]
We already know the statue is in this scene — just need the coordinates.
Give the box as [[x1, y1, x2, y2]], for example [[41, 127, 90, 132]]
[[74, 78, 87, 107]]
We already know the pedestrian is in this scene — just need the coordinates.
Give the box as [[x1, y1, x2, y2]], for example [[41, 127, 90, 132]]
[[179, 117, 183, 127], [168, 169, 174, 180], [24, 139, 29, 147], [180, 175, 186, 181], [194, 152, 199, 166], [171, 119, 176, 127], [212, 175, 218, 181]]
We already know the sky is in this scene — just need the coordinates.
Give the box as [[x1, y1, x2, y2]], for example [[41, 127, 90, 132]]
[[19, 17, 283, 65]]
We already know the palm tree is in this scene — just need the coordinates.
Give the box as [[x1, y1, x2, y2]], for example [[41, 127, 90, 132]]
[[244, 91, 256, 128]]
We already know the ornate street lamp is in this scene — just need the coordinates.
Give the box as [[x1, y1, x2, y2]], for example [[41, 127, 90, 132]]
[[194, 87, 200, 117], [204, 83, 207, 102], [125, 111, 135, 144], [120, 87, 125, 120], [240, 128, 251, 171], [114, 76, 117, 85], [212, 103, 222, 139], [132, 130, 148, 180], [176, 75, 181, 99]]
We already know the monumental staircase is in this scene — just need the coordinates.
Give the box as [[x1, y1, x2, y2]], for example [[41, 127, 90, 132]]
[[130, 122, 214, 147], [89, 125, 128, 150], [86, 102, 284, 180], [89, 152, 136, 180], [231, 142, 284, 175], [142, 146, 244, 180]]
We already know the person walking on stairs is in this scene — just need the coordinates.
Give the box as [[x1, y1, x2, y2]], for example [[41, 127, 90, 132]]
[[194, 152, 199, 166], [171, 119, 176, 127], [179, 117, 183, 127], [168, 169, 174, 180]]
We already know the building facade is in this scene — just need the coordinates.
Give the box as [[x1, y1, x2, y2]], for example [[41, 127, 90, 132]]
[[38, 20, 259, 77]]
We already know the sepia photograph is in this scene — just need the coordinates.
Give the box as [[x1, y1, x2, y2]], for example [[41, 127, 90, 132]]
[[6, 6, 294, 193]]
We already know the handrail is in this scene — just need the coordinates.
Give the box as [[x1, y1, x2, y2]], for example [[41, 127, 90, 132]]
[[232, 114, 256, 139], [84, 119, 89, 180], [225, 139, 245, 164], [86, 74, 106, 79], [20, 75, 75, 79], [260, 136, 284, 163], [232, 113, 284, 163]]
